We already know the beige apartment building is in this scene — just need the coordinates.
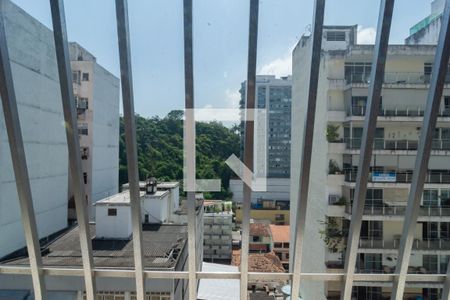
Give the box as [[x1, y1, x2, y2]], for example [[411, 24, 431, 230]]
[[291, 25, 450, 300], [68, 43, 120, 220]]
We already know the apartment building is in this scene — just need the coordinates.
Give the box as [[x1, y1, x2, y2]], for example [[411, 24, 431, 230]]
[[405, 0, 446, 45], [68, 42, 120, 220], [291, 24, 450, 300], [239, 75, 292, 179], [235, 198, 290, 225], [203, 201, 233, 261], [3, 193, 190, 300], [269, 225, 290, 270], [0, 0, 69, 259]]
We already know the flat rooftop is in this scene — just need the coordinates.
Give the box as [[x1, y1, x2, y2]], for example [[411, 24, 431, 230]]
[[122, 181, 179, 190], [94, 190, 146, 206], [5, 224, 187, 270]]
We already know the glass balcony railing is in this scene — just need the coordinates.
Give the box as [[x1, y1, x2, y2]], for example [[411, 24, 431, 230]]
[[347, 105, 450, 117], [344, 138, 450, 151], [345, 72, 450, 85], [344, 170, 450, 184], [358, 237, 450, 251], [349, 105, 450, 117], [345, 204, 450, 217]]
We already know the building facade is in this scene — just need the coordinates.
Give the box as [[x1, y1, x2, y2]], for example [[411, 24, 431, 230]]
[[291, 25, 450, 300], [0, 0, 69, 259], [69, 42, 120, 220], [203, 210, 233, 261], [239, 75, 292, 179], [405, 0, 446, 45]]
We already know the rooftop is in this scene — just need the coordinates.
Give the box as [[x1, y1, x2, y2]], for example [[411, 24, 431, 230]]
[[269, 225, 290, 243], [232, 250, 285, 273], [249, 223, 271, 237], [174, 199, 204, 215], [94, 190, 145, 206], [121, 181, 179, 191], [5, 224, 187, 270], [197, 262, 240, 300]]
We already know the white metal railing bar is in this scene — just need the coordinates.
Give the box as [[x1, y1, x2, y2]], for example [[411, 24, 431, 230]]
[[290, 0, 325, 299], [50, 1, 96, 299], [1, 265, 449, 283], [391, 0, 450, 299], [115, 1, 146, 299], [240, 1, 259, 299], [341, 1, 395, 299], [182, 0, 198, 299], [0, 3, 47, 299]]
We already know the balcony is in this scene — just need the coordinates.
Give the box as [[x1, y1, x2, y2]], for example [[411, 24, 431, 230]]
[[345, 72, 450, 86], [348, 105, 450, 118], [344, 170, 450, 184], [345, 204, 450, 218], [344, 138, 450, 152], [358, 237, 450, 252]]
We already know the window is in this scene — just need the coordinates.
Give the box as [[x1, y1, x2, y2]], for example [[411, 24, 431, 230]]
[[72, 70, 81, 84], [78, 123, 88, 135], [108, 208, 117, 216], [82, 72, 90, 81], [423, 189, 438, 206], [83, 172, 88, 184], [326, 31, 346, 41], [274, 242, 282, 248]]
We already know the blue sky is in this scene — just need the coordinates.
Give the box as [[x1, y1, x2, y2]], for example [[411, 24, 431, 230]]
[[11, 0, 432, 119]]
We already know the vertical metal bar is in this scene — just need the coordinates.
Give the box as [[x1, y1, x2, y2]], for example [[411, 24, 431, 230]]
[[289, 0, 325, 298], [341, 1, 395, 299], [49, 1, 96, 299], [182, 0, 197, 299], [115, 1, 146, 299], [392, 0, 450, 299], [240, 1, 259, 299], [0, 4, 47, 299]]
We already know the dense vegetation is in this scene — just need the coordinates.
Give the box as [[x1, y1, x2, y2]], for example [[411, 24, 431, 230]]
[[119, 110, 240, 199]]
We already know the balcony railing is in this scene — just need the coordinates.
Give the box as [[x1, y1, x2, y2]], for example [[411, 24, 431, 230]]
[[358, 237, 450, 251], [345, 170, 450, 184], [349, 105, 450, 117], [345, 204, 450, 217], [345, 72, 450, 85], [345, 138, 450, 151]]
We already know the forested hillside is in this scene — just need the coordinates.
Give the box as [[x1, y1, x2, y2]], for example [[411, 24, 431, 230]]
[[119, 110, 240, 199]]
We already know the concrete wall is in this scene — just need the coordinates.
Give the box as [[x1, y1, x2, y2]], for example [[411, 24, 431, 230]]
[[0, 0, 68, 258], [91, 63, 119, 202], [95, 205, 132, 239], [290, 34, 328, 300], [142, 193, 169, 223]]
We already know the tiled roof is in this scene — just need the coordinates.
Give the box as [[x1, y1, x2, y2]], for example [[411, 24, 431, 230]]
[[249, 244, 269, 252], [249, 223, 271, 237], [269, 225, 290, 243], [231, 250, 285, 273]]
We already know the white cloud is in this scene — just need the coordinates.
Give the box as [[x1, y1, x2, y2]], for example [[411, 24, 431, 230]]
[[258, 44, 296, 77], [357, 26, 376, 44], [194, 89, 241, 123], [225, 88, 240, 108]]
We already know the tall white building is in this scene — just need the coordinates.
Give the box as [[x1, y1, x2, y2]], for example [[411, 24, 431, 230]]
[[0, 0, 69, 259], [240, 75, 292, 179], [291, 24, 450, 300], [405, 0, 446, 45], [68, 42, 120, 220]]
